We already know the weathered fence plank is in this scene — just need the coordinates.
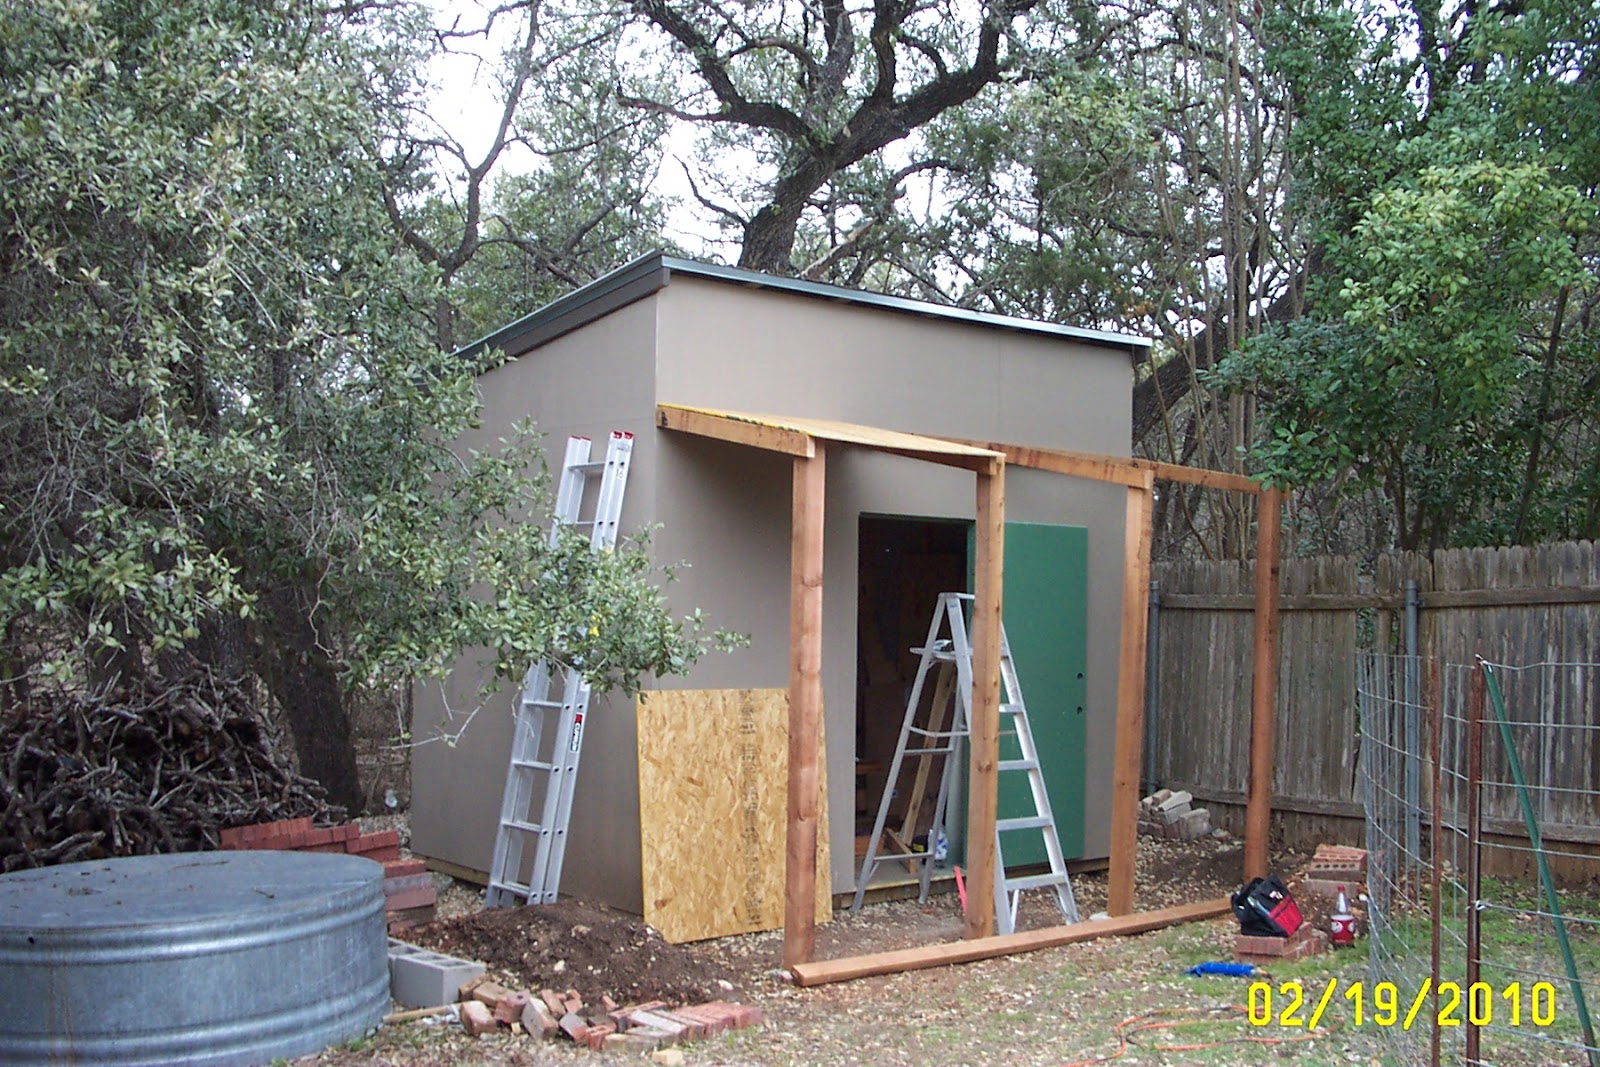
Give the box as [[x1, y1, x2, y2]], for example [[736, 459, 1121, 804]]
[[1151, 540, 1600, 851]]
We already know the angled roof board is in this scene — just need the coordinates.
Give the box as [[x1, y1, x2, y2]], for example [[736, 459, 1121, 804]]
[[454, 252, 1151, 363]]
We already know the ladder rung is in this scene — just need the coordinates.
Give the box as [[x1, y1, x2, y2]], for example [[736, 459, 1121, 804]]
[[997, 758, 1038, 773], [510, 758, 555, 771], [995, 815, 1052, 833], [1000, 703, 1023, 715], [520, 699, 564, 709], [503, 819, 549, 835], [488, 879, 531, 896], [568, 461, 608, 474], [1004, 872, 1069, 892], [908, 727, 962, 739], [905, 745, 957, 756]]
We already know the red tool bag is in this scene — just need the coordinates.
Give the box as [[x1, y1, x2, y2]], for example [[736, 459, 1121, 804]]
[[1231, 875, 1303, 937]]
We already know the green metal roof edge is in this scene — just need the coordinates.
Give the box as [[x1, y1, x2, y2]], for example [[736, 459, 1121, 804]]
[[453, 251, 1151, 362]]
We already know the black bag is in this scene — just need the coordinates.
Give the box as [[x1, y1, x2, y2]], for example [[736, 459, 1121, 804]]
[[1231, 875, 1304, 937]]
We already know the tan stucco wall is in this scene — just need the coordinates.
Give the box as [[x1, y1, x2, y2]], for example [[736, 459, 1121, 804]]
[[409, 273, 1138, 910], [408, 296, 659, 911], [651, 277, 1134, 893]]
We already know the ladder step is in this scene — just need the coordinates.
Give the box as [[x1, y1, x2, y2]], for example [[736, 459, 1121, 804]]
[[510, 758, 556, 771], [1001, 703, 1024, 715], [488, 879, 531, 896], [569, 461, 609, 474], [1004, 872, 1070, 893], [997, 758, 1039, 773], [908, 727, 962, 739], [995, 815, 1052, 833], [905, 745, 957, 756], [519, 699, 564, 710], [503, 819, 549, 835]]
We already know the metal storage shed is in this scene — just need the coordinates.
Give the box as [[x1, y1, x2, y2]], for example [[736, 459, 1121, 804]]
[[409, 252, 1161, 953]]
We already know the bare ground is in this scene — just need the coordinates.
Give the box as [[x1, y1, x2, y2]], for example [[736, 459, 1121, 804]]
[[302, 830, 1394, 1066]]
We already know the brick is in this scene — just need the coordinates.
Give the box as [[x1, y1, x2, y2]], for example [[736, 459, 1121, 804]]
[[605, 1031, 667, 1053], [301, 843, 348, 854], [625, 1010, 686, 1043], [493, 991, 532, 1026], [347, 829, 401, 853], [563, 991, 584, 1015], [1175, 808, 1211, 840], [655, 1010, 708, 1041], [384, 859, 428, 878], [385, 904, 436, 934], [538, 989, 567, 1018], [460, 1000, 497, 1036], [384, 873, 435, 895], [674, 1004, 731, 1037], [459, 974, 494, 1001], [521, 999, 560, 1039], [584, 1023, 618, 1050], [651, 1050, 686, 1067], [306, 826, 337, 847], [385, 887, 437, 912], [362, 845, 402, 864], [470, 981, 516, 1010], [1155, 790, 1192, 814], [601, 995, 619, 1013], [332, 823, 361, 842], [559, 1012, 589, 1042], [1157, 800, 1192, 824]]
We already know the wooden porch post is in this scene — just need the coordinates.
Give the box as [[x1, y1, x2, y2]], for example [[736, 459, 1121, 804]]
[[964, 461, 1005, 939], [1244, 486, 1284, 879], [1107, 474, 1154, 915], [784, 444, 826, 967]]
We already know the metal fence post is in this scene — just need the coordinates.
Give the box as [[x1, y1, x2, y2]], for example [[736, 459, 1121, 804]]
[[1466, 659, 1485, 1067], [1144, 579, 1161, 792], [1405, 580, 1422, 862], [1429, 656, 1443, 1067]]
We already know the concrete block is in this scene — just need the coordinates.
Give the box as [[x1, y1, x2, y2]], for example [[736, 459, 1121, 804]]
[[1175, 808, 1211, 839], [387, 938, 485, 1010]]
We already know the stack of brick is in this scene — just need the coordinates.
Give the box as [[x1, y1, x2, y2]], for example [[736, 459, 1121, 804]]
[[1136, 789, 1213, 840], [219, 817, 435, 932], [456, 975, 760, 1053], [1297, 843, 1368, 898], [1235, 922, 1330, 964]]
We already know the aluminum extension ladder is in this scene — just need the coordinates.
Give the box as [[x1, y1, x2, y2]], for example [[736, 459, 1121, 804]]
[[484, 431, 633, 908], [851, 592, 1079, 934]]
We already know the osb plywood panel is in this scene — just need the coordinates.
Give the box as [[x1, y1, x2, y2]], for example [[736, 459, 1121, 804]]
[[637, 688, 831, 944]]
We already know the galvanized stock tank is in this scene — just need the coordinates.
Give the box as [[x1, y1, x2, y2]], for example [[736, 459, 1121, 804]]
[[0, 850, 389, 1066]]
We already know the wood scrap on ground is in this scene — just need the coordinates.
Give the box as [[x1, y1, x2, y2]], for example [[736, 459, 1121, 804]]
[[788, 897, 1233, 986]]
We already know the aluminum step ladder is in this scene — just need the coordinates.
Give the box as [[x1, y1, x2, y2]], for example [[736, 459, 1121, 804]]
[[851, 592, 1079, 933], [484, 431, 633, 908]]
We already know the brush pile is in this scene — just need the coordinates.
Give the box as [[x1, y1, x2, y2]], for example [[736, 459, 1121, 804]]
[[0, 668, 341, 872]]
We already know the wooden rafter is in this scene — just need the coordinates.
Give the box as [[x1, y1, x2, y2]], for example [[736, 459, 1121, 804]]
[[957, 439, 1262, 494]]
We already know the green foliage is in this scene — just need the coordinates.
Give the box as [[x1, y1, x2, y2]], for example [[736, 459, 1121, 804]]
[[1215, 0, 1600, 549], [0, 0, 720, 713]]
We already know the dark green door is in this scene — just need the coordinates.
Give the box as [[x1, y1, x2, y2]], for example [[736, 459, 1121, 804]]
[[967, 522, 1089, 863]]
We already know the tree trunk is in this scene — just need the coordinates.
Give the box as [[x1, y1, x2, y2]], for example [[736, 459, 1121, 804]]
[[253, 584, 363, 814]]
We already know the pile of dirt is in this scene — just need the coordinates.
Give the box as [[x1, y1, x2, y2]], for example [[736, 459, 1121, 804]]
[[412, 899, 739, 1006]]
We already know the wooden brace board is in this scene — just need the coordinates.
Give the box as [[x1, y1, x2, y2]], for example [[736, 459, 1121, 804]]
[[637, 688, 831, 943]]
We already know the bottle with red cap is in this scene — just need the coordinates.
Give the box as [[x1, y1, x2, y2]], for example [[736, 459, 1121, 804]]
[[1330, 885, 1357, 946]]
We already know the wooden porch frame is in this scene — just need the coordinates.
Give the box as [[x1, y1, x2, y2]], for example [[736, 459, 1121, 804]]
[[968, 441, 1283, 910], [657, 405, 1006, 966], [656, 405, 1284, 969]]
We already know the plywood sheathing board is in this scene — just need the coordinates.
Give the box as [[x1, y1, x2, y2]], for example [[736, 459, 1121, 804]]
[[788, 897, 1233, 987], [636, 688, 830, 944]]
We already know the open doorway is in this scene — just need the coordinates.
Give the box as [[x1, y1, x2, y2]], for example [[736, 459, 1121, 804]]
[[854, 515, 969, 857]]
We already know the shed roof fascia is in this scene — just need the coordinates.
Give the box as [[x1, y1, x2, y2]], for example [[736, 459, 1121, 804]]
[[656, 404, 1003, 474], [454, 252, 1151, 363]]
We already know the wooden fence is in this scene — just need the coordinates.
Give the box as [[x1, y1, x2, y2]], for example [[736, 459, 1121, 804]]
[[1149, 540, 1600, 852]]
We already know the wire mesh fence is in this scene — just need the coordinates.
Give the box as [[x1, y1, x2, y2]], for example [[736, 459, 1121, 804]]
[[1360, 652, 1600, 1067]]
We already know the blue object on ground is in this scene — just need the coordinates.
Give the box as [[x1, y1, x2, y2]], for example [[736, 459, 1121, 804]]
[[1187, 961, 1262, 978]]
